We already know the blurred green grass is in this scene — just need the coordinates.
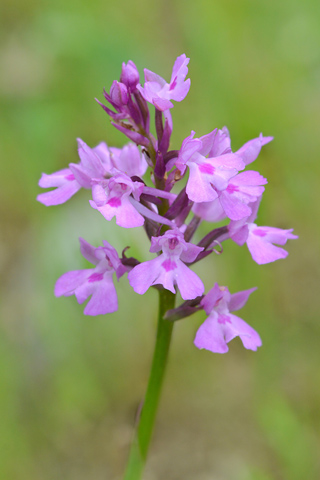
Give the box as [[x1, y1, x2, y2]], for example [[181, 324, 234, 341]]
[[1, 0, 319, 478]]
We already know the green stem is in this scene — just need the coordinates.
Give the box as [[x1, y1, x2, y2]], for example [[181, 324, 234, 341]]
[[123, 289, 176, 480]]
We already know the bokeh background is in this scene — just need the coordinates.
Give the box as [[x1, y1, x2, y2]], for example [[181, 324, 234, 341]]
[[1, 0, 319, 479]]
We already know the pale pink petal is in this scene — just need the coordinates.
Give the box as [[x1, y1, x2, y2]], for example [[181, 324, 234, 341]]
[[69, 163, 92, 189], [93, 142, 113, 171], [229, 221, 249, 246], [37, 180, 81, 206], [91, 183, 107, 207], [229, 287, 257, 312], [180, 243, 203, 263], [153, 97, 174, 111], [194, 316, 229, 354], [208, 127, 232, 157], [128, 256, 165, 294], [83, 275, 118, 315], [209, 153, 245, 171], [227, 314, 262, 350], [144, 69, 166, 86], [193, 198, 226, 222], [198, 129, 218, 156], [77, 138, 106, 178], [138, 80, 162, 103], [38, 169, 72, 188], [54, 270, 93, 297], [175, 261, 204, 300], [111, 144, 147, 177], [91, 196, 144, 228], [171, 54, 189, 81], [219, 191, 252, 220], [246, 231, 289, 264], [200, 283, 225, 314], [236, 134, 273, 166], [254, 227, 298, 245], [79, 238, 99, 265], [231, 170, 267, 187], [186, 162, 218, 202], [169, 78, 190, 102]]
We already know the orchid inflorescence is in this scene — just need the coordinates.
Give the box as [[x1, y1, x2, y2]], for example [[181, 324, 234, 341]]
[[37, 54, 297, 354]]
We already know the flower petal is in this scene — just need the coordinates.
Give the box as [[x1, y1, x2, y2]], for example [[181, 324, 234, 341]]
[[83, 274, 118, 315], [54, 270, 93, 297], [194, 316, 229, 354], [37, 180, 81, 206], [175, 261, 204, 300]]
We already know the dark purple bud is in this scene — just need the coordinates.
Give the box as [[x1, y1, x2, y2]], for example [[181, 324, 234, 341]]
[[184, 216, 201, 242], [134, 91, 150, 131], [154, 151, 165, 179], [155, 109, 164, 143], [164, 297, 204, 322], [121, 247, 140, 268], [159, 115, 172, 155], [165, 188, 189, 220], [197, 226, 229, 250], [175, 202, 193, 227], [126, 95, 143, 126], [140, 193, 162, 206], [120, 60, 140, 89], [109, 81, 129, 107]]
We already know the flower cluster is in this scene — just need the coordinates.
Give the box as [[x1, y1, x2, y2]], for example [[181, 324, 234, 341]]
[[38, 54, 297, 354]]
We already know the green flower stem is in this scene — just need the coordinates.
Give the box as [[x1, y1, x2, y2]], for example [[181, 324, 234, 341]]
[[123, 289, 176, 480]]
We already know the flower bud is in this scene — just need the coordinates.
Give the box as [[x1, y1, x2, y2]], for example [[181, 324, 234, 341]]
[[109, 81, 129, 107], [120, 60, 140, 89]]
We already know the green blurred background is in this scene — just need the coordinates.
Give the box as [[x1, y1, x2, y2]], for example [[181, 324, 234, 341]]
[[1, 0, 319, 478]]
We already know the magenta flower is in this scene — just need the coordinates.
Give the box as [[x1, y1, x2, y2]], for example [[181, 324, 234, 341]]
[[137, 54, 191, 111], [194, 283, 261, 353], [55, 238, 126, 315], [37, 139, 114, 206], [89, 173, 145, 228], [229, 198, 298, 264], [176, 131, 245, 203], [128, 229, 204, 300]]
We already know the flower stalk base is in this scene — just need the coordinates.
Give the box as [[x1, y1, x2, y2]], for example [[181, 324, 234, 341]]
[[123, 289, 176, 480]]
